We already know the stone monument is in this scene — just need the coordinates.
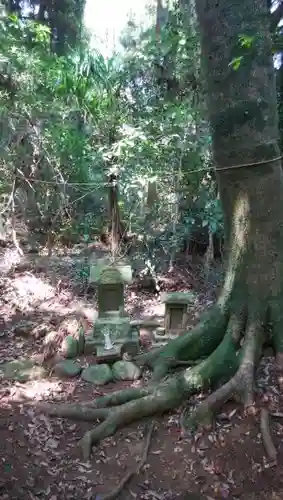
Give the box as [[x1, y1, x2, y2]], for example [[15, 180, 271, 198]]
[[88, 258, 140, 360], [161, 292, 193, 334]]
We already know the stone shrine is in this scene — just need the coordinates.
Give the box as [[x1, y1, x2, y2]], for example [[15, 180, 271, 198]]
[[89, 258, 140, 359], [161, 292, 193, 334]]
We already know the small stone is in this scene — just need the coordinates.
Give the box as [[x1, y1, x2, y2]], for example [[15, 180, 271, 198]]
[[112, 361, 141, 381], [155, 326, 165, 336], [81, 364, 113, 385], [54, 360, 82, 378], [61, 336, 79, 359]]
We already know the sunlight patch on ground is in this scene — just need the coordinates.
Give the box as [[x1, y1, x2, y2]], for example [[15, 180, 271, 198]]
[[127, 293, 165, 318], [12, 274, 55, 305], [144, 301, 165, 318], [1, 379, 64, 405], [0, 248, 23, 273], [38, 298, 98, 322]]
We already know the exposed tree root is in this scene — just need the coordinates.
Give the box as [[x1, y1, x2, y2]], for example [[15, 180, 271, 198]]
[[38, 282, 281, 461], [79, 379, 184, 460], [100, 420, 154, 500], [150, 304, 229, 381], [40, 302, 239, 459], [260, 409, 277, 464]]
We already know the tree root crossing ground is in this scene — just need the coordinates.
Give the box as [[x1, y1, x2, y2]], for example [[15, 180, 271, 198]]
[[40, 159, 283, 463], [40, 275, 283, 462], [1, 248, 282, 499]]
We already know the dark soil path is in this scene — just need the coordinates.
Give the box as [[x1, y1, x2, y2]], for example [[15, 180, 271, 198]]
[[0, 245, 282, 500]]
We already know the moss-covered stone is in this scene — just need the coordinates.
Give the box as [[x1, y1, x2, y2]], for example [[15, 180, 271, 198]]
[[93, 315, 133, 342], [112, 361, 141, 381], [61, 336, 79, 359], [0, 359, 47, 382], [54, 360, 82, 378], [81, 364, 113, 385]]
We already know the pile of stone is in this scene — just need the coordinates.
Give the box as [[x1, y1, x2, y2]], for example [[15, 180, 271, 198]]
[[57, 261, 195, 374], [51, 258, 144, 385], [53, 359, 141, 385]]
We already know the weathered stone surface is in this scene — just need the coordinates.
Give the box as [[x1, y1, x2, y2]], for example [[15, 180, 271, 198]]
[[81, 364, 113, 385], [53, 360, 82, 378], [96, 350, 120, 363], [92, 315, 140, 361], [97, 283, 124, 317], [93, 314, 132, 342], [112, 361, 141, 381], [155, 326, 166, 336], [89, 259, 132, 316], [84, 336, 98, 355], [88, 259, 138, 360], [75, 327, 85, 355], [89, 258, 132, 284], [161, 292, 193, 332], [0, 359, 47, 382], [61, 336, 79, 359], [161, 291, 194, 304], [130, 319, 161, 328]]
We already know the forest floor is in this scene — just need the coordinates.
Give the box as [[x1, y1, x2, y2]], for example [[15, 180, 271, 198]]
[[0, 243, 283, 500]]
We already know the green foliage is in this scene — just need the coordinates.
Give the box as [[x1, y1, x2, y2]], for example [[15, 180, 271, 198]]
[[229, 34, 256, 70], [0, 3, 223, 268]]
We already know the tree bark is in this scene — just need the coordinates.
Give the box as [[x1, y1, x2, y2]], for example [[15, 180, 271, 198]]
[[39, 0, 283, 461], [196, 0, 283, 359]]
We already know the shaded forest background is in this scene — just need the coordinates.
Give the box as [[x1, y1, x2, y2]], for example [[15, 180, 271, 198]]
[[1, 0, 283, 277]]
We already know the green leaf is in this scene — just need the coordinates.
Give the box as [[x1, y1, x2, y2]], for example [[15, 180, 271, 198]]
[[228, 56, 243, 71], [238, 34, 254, 49]]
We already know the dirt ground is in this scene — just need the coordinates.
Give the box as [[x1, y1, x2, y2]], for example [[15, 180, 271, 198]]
[[0, 244, 283, 500]]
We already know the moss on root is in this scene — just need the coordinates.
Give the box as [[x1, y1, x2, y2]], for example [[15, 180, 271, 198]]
[[38, 280, 275, 461], [37, 187, 283, 459]]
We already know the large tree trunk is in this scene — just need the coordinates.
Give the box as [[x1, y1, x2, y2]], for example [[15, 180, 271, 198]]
[[196, 0, 283, 366], [39, 0, 283, 463]]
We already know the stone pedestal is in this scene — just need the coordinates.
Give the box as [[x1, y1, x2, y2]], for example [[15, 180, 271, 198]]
[[88, 259, 139, 360], [161, 292, 193, 334], [94, 312, 139, 359]]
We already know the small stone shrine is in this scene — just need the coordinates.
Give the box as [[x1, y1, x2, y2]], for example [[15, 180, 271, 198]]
[[161, 292, 193, 334], [89, 258, 140, 360]]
